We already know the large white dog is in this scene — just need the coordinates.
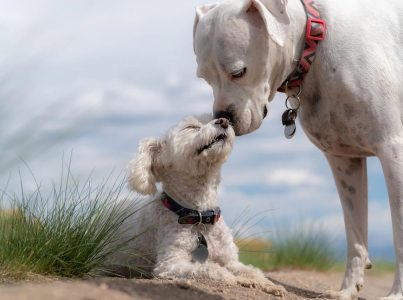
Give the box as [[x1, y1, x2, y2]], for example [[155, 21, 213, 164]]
[[193, 0, 403, 299]]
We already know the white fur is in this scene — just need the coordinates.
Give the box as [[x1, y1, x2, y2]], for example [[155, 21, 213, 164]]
[[194, 0, 403, 299], [115, 115, 284, 296]]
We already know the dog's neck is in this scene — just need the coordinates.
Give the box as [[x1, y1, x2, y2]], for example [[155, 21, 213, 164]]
[[274, 0, 311, 90], [159, 167, 221, 211]]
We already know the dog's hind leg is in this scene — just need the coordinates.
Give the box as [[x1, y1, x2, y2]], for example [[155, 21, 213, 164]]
[[378, 142, 403, 300], [325, 155, 369, 300]]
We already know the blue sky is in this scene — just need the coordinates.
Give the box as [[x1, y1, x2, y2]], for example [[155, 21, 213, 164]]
[[0, 0, 394, 260]]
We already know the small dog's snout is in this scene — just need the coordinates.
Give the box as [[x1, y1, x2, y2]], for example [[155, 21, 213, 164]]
[[213, 111, 233, 124], [215, 118, 229, 129]]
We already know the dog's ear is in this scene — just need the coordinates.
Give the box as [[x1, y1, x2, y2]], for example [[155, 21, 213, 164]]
[[193, 3, 218, 39], [128, 137, 162, 195], [245, 0, 290, 47]]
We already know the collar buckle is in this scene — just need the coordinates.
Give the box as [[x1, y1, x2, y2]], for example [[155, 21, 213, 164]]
[[207, 208, 221, 225], [306, 17, 326, 41], [177, 209, 221, 225], [162, 193, 221, 226]]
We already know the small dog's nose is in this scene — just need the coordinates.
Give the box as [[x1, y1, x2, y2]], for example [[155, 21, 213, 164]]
[[213, 111, 233, 123], [215, 118, 229, 129]]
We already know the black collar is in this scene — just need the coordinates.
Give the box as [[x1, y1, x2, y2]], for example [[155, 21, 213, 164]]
[[160, 192, 221, 225]]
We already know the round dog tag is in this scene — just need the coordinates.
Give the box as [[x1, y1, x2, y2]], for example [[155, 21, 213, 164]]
[[284, 123, 296, 139], [282, 109, 297, 139], [191, 233, 208, 263]]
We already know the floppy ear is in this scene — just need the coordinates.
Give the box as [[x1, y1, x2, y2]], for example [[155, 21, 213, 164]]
[[193, 3, 218, 38], [128, 138, 162, 195], [246, 0, 290, 47]]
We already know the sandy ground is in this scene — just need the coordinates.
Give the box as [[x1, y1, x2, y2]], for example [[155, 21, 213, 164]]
[[0, 270, 394, 300]]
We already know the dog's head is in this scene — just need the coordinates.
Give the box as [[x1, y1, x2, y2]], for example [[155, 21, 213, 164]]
[[128, 115, 235, 195], [193, 0, 292, 136]]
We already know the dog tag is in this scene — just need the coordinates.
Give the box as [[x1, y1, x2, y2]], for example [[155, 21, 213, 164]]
[[284, 123, 296, 139], [191, 233, 208, 263], [282, 109, 297, 139]]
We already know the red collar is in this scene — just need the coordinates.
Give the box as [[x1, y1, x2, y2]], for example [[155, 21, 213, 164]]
[[278, 0, 326, 93]]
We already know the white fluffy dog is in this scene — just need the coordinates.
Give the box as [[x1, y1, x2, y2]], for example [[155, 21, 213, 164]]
[[118, 114, 284, 296]]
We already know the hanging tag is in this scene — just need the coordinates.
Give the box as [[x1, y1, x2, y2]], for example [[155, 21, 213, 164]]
[[191, 233, 208, 263], [282, 109, 297, 139]]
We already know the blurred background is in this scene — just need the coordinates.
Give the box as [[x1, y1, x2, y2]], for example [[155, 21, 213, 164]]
[[0, 0, 394, 261]]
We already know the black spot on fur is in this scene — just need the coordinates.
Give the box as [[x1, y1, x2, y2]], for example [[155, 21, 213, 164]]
[[345, 159, 361, 176], [343, 104, 356, 121], [348, 186, 357, 195], [306, 90, 321, 117]]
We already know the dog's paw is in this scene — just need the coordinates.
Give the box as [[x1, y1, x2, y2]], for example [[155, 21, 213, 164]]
[[320, 289, 358, 300], [226, 263, 266, 280], [237, 279, 286, 297], [261, 283, 286, 297], [380, 291, 403, 300]]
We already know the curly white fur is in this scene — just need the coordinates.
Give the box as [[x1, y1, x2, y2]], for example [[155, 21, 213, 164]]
[[112, 114, 284, 296]]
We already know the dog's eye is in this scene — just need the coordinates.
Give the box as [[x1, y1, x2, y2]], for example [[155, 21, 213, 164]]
[[183, 125, 200, 131], [231, 67, 247, 79]]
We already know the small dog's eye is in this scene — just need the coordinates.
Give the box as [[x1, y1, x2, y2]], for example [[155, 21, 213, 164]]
[[231, 67, 247, 79], [184, 125, 200, 131]]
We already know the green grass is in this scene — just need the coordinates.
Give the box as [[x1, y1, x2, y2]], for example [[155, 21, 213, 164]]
[[369, 261, 395, 274], [331, 260, 395, 275], [0, 167, 145, 279], [237, 223, 337, 271], [237, 239, 273, 270]]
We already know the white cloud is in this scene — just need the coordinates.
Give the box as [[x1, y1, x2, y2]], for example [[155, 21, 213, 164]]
[[74, 82, 170, 116], [266, 168, 326, 187]]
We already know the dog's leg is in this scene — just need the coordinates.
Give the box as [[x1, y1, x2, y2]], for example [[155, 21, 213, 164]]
[[210, 221, 286, 296], [153, 254, 237, 282], [378, 143, 403, 300], [225, 261, 285, 296], [325, 155, 370, 300]]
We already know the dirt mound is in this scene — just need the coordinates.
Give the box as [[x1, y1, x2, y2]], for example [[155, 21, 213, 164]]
[[0, 271, 393, 300]]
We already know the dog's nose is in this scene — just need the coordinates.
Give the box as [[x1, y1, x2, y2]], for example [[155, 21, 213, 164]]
[[213, 111, 233, 123], [263, 105, 268, 119], [215, 118, 229, 129]]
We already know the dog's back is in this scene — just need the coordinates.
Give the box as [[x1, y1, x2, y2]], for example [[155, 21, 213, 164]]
[[102, 197, 160, 277]]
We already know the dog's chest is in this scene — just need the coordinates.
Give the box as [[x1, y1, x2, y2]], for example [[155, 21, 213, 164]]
[[298, 93, 377, 157]]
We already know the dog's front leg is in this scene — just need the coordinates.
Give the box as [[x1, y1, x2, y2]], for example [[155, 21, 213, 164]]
[[325, 155, 370, 300], [209, 221, 286, 296], [378, 144, 403, 300], [153, 247, 237, 282]]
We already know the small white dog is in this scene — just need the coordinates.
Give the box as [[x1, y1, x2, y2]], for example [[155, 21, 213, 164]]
[[114, 114, 284, 296]]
